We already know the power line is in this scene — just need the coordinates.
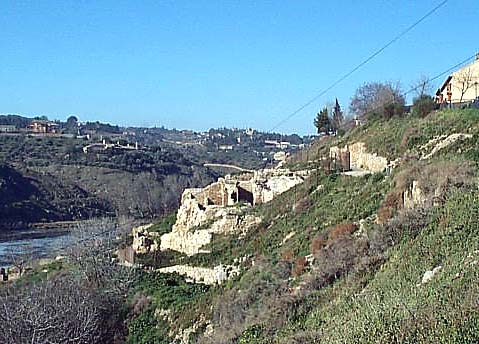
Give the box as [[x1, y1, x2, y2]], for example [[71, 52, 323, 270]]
[[352, 53, 477, 120], [403, 54, 477, 97], [269, 0, 449, 132]]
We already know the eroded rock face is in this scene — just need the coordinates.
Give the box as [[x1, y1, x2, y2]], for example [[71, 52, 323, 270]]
[[161, 206, 261, 256], [403, 180, 427, 209], [160, 229, 213, 257], [160, 168, 306, 256]]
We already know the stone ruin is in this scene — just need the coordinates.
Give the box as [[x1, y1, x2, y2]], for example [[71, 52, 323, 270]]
[[128, 168, 310, 279], [180, 168, 308, 210], [160, 168, 309, 256], [330, 142, 389, 173]]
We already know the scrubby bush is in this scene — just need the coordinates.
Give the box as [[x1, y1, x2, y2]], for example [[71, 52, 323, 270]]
[[412, 94, 436, 118], [280, 249, 294, 262], [293, 196, 312, 214], [0, 275, 122, 344], [292, 256, 308, 277], [327, 223, 357, 242], [376, 191, 402, 223], [310, 234, 326, 255]]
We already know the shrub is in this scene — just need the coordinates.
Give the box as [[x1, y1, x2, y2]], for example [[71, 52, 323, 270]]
[[293, 196, 312, 214], [412, 95, 436, 118], [310, 234, 326, 255], [130, 292, 152, 316], [383, 102, 406, 118], [280, 249, 294, 262], [376, 191, 402, 224], [292, 256, 308, 277], [239, 324, 264, 344], [327, 223, 357, 242]]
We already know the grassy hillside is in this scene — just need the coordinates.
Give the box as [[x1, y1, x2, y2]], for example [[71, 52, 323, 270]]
[[125, 108, 479, 343]]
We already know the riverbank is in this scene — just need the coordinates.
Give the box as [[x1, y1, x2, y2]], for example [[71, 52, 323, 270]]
[[0, 220, 82, 232]]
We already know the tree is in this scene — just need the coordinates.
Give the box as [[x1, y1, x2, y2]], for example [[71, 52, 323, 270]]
[[349, 81, 405, 118], [411, 75, 433, 99], [66, 115, 79, 134], [0, 219, 135, 344], [454, 67, 477, 102], [314, 107, 331, 134], [331, 98, 344, 131]]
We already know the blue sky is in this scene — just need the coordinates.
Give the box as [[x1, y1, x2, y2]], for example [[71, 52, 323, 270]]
[[0, 0, 478, 134]]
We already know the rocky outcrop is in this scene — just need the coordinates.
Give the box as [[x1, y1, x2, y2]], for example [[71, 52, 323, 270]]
[[160, 168, 306, 256], [160, 206, 261, 256], [403, 180, 427, 209], [158, 264, 241, 285], [418, 266, 442, 286], [420, 133, 472, 160], [330, 142, 389, 173], [131, 223, 160, 254]]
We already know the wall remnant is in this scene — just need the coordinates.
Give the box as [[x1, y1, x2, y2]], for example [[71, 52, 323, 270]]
[[330, 142, 389, 173], [131, 223, 160, 254], [157, 264, 241, 285]]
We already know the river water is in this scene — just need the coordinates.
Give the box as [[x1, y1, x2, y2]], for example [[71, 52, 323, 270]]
[[0, 229, 73, 267]]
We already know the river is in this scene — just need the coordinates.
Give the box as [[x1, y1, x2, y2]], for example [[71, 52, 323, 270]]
[[0, 229, 73, 267]]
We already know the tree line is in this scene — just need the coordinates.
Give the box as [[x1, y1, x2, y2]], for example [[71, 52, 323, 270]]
[[314, 78, 437, 134]]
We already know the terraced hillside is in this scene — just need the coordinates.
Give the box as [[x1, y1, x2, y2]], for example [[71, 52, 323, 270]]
[[126, 108, 479, 343]]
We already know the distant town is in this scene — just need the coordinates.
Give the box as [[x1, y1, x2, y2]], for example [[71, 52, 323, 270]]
[[0, 114, 317, 164]]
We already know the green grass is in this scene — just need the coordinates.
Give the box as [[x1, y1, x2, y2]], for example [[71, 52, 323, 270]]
[[127, 271, 217, 343], [148, 211, 177, 235], [310, 190, 479, 344]]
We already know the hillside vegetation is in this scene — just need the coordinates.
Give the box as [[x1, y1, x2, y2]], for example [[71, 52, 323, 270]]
[[127, 108, 479, 343], [0, 135, 217, 228]]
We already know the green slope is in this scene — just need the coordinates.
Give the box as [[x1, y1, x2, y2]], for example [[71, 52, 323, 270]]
[[127, 108, 479, 343]]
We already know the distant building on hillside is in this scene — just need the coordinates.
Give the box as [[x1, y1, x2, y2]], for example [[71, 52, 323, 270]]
[[0, 125, 17, 133], [436, 54, 479, 106], [29, 120, 59, 134]]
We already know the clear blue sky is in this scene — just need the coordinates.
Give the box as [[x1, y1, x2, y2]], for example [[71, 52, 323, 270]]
[[1, 1, 478, 134]]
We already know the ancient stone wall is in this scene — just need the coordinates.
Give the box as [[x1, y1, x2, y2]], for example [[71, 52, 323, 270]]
[[158, 168, 306, 256], [330, 142, 388, 173], [157, 264, 240, 285]]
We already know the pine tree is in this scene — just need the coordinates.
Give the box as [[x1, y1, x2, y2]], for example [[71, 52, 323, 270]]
[[331, 98, 344, 131], [314, 107, 330, 134]]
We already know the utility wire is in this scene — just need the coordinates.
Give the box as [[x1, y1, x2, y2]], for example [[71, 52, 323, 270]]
[[5, 49, 474, 264], [269, 0, 449, 132], [403, 54, 477, 98], [261, 53, 477, 170], [342, 53, 478, 125]]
